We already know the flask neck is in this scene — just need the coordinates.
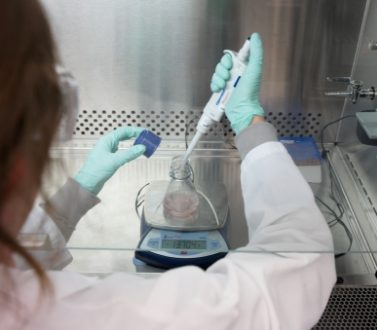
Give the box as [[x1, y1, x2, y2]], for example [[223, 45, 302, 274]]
[[169, 156, 191, 180]]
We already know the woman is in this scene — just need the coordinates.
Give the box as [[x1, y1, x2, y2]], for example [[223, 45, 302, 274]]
[[1, 1, 336, 329]]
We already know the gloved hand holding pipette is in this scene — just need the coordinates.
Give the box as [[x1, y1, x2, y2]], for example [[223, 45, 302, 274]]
[[211, 33, 265, 134], [183, 33, 265, 162]]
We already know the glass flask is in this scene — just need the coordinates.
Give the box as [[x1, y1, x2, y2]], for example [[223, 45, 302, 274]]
[[163, 156, 200, 223]]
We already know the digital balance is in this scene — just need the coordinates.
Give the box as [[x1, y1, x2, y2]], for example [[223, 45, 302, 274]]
[[134, 158, 230, 270]]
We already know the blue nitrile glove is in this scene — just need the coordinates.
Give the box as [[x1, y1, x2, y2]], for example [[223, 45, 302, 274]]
[[210, 33, 265, 134], [74, 126, 146, 195]]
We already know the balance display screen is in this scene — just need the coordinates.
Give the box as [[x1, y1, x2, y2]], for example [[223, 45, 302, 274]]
[[161, 239, 207, 250]]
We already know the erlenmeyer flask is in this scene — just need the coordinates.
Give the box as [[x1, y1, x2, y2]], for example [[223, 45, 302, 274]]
[[163, 156, 199, 223]]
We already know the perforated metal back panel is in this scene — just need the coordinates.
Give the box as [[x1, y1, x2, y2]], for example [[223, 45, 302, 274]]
[[73, 109, 322, 140], [313, 286, 377, 329], [74, 109, 225, 140], [266, 111, 322, 138]]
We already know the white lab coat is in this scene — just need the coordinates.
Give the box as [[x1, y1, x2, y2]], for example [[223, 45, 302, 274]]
[[1, 140, 336, 330]]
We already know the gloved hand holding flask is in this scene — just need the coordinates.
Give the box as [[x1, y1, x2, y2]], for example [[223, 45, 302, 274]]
[[210, 33, 265, 134]]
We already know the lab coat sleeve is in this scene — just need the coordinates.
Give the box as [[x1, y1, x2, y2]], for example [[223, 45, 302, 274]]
[[228, 121, 336, 328], [41, 178, 100, 242], [16, 202, 73, 270], [235, 121, 278, 159], [15, 179, 99, 270], [6, 123, 336, 330]]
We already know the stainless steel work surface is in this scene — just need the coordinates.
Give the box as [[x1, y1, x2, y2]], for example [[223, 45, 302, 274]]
[[39, 143, 372, 278], [45, 144, 247, 245], [45, 144, 246, 273]]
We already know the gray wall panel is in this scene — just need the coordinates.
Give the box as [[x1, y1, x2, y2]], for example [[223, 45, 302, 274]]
[[40, 0, 365, 140]]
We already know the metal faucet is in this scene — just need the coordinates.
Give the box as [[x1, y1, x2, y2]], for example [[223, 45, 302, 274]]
[[325, 77, 375, 104]]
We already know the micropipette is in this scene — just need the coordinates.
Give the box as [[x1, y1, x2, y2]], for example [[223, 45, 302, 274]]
[[183, 38, 251, 163]]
